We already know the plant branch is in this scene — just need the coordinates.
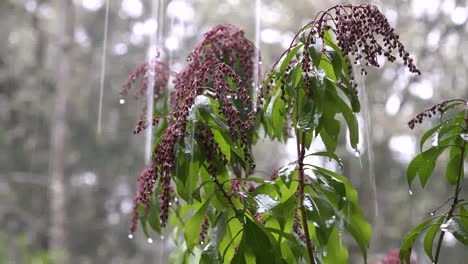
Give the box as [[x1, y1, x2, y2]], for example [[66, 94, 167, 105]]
[[294, 89, 317, 264], [434, 108, 467, 263], [210, 172, 245, 225]]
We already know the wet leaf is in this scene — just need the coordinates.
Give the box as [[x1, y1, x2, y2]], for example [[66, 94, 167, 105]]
[[423, 216, 444, 262]]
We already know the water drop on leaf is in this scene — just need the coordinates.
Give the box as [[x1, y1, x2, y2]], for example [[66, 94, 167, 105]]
[[432, 133, 439, 146], [147, 237, 153, 244], [429, 212, 435, 216], [460, 133, 468, 141], [128, 234, 133, 239], [119, 98, 125, 104], [409, 189, 413, 196]]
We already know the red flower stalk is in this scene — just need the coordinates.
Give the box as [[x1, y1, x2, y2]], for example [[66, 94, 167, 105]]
[[119, 56, 171, 101], [408, 99, 466, 129], [126, 24, 259, 234], [199, 215, 209, 245], [293, 208, 306, 242]]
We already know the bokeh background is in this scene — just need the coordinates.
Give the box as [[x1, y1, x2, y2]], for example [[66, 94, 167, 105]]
[[1, 0, 468, 263]]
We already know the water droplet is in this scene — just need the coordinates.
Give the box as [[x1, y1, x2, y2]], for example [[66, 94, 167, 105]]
[[128, 234, 134, 239], [429, 212, 435, 216], [119, 98, 125, 104], [160, 235, 165, 240], [259, 61, 263, 65], [226, 94, 232, 99], [432, 133, 439, 146], [440, 222, 449, 232], [354, 150, 361, 157], [200, 241, 204, 245], [460, 133, 468, 141], [147, 237, 153, 244], [409, 189, 413, 196], [174, 197, 178, 202], [168, 202, 172, 206]]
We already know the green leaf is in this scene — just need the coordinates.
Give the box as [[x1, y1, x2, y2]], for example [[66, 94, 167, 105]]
[[184, 200, 211, 250], [303, 194, 335, 246], [212, 129, 231, 162], [277, 163, 297, 188], [271, 196, 296, 230], [312, 168, 346, 199], [148, 199, 161, 234], [407, 146, 447, 187], [279, 44, 304, 74], [460, 206, 468, 229], [305, 151, 343, 170], [423, 216, 444, 262], [325, 81, 359, 148], [311, 166, 371, 260], [320, 117, 340, 154], [322, 227, 348, 264], [201, 213, 228, 264], [329, 50, 342, 80], [419, 123, 442, 151], [400, 217, 436, 263], [446, 147, 462, 184], [298, 102, 321, 132], [265, 86, 287, 140], [243, 218, 281, 264], [309, 38, 323, 66]]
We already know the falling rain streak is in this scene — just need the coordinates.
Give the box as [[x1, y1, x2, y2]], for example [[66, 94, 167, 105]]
[[356, 66, 379, 218], [145, 0, 163, 165], [97, 0, 110, 135], [252, 0, 261, 107]]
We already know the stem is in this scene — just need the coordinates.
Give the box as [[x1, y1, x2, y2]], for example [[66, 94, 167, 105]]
[[297, 135, 317, 264], [434, 108, 467, 263], [294, 93, 317, 264], [211, 174, 245, 225]]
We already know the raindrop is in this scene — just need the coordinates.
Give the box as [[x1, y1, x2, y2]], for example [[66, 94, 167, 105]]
[[128, 234, 134, 239], [354, 150, 360, 157], [432, 133, 439, 146], [200, 241, 204, 245], [460, 133, 468, 141], [226, 94, 232, 99], [259, 60, 263, 65], [169, 202, 172, 206], [119, 98, 125, 104], [147, 237, 153, 243], [440, 222, 449, 232], [429, 212, 435, 216], [160, 235, 165, 239], [409, 189, 413, 196], [174, 197, 178, 202]]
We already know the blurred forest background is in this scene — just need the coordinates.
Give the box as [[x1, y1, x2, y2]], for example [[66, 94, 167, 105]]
[[1, 0, 468, 263]]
